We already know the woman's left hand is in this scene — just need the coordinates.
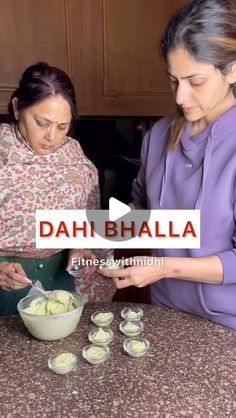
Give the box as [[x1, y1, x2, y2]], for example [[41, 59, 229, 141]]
[[67, 249, 97, 278], [98, 256, 165, 288]]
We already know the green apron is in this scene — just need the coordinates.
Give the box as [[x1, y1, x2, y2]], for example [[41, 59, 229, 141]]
[[0, 250, 74, 316]]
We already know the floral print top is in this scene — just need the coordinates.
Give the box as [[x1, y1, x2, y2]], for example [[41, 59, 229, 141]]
[[0, 123, 99, 257]]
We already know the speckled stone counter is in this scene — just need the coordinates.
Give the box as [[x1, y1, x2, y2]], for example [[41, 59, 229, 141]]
[[0, 302, 236, 418]]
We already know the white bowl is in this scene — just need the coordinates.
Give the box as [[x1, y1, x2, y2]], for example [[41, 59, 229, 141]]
[[17, 291, 86, 341]]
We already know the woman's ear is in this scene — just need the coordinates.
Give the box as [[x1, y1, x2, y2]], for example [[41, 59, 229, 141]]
[[227, 62, 236, 85], [12, 97, 19, 120]]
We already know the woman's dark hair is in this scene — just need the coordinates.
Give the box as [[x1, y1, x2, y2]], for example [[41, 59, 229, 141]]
[[160, 0, 236, 150], [8, 62, 78, 133]]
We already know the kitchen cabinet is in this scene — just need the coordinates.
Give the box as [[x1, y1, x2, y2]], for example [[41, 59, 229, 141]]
[[0, 0, 186, 116], [74, 0, 186, 116], [0, 0, 71, 114]]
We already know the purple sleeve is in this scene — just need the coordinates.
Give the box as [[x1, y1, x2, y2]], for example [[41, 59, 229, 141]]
[[217, 196, 236, 284], [217, 249, 236, 284], [131, 130, 151, 208]]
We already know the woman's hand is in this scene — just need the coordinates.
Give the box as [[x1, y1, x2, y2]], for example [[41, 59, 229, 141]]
[[67, 249, 97, 278], [99, 256, 165, 289], [99, 255, 224, 287], [0, 262, 31, 291]]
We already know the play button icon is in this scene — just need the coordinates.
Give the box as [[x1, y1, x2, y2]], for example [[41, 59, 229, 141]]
[[85, 185, 151, 242], [109, 197, 131, 221]]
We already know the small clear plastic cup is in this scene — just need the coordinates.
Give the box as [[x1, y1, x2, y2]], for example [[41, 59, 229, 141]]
[[91, 311, 114, 327], [88, 327, 114, 346], [119, 320, 143, 337], [121, 307, 143, 322], [48, 352, 77, 374], [123, 337, 150, 358], [82, 344, 110, 365]]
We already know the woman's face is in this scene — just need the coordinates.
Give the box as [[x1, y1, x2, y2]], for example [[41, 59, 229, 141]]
[[167, 47, 236, 126], [14, 94, 72, 155]]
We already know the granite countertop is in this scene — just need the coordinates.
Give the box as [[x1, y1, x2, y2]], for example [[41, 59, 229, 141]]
[[0, 302, 236, 418]]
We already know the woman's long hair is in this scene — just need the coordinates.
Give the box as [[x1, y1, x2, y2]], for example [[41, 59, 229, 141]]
[[160, 0, 236, 150]]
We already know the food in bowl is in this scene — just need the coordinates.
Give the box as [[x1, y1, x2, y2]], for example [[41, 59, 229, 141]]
[[121, 307, 143, 321], [82, 344, 110, 365], [48, 352, 77, 374], [119, 320, 143, 337], [100, 255, 122, 270], [123, 337, 150, 358], [23, 290, 77, 315], [17, 290, 85, 341], [88, 327, 113, 346], [91, 311, 114, 327]]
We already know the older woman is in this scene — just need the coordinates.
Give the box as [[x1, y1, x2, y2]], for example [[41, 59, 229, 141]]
[[0, 62, 115, 315]]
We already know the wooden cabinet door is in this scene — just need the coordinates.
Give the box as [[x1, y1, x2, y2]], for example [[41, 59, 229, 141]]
[[66, 0, 88, 115], [0, 0, 70, 114], [0, 0, 187, 117], [72, 0, 186, 116]]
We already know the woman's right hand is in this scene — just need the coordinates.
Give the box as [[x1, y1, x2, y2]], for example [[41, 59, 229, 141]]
[[0, 262, 31, 291]]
